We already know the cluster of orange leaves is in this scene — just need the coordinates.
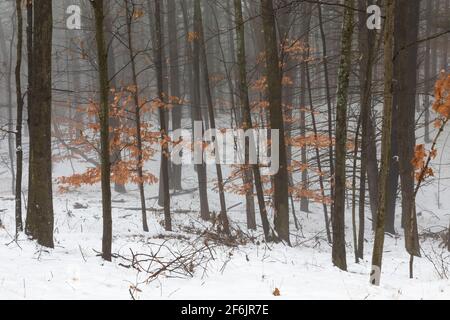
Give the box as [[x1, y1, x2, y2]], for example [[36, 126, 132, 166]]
[[57, 87, 171, 192], [411, 144, 436, 182], [188, 31, 200, 42], [288, 134, 334, 149], [252, 76, 294, 92], [433, 72, 450, 120], [411, 73, 450, 183]]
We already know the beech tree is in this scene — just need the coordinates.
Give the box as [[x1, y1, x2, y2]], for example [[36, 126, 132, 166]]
[[154, 0, 172, 231], [14, 0, 24, 235], [25, 0, 54, 248], [332, 0, 355, 271], [92, 0, 113, 261], [371, 0, 396, 286], [234, 0, 271, 240], [260, 0, 290, 244]]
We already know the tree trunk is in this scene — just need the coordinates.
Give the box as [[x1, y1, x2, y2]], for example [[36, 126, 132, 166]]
[[0, 21, 16, 195], [424, 0, 432, 143], [15, 0, 24, 234], [154, 0, 172, 231], [224, 0, 256, 231], [125, 0, 149, 232], [195, 0, 230, 235], [306, 52, 332, 244], [370, 0, 395, 286], [395, 0, 421, 257], [191, 0, 211, 222], [92, 0, 113, 261], [105, 2, 126, 194], [234, 0, 271, 241], [332, 0, 355, 271], [167, 0, 182, 191], [26, 0, 54, 248], [357, 0, 379, 229], [317, 4, 335, 221], [260, 0, 290, 244], [299, 4, 312, 213]]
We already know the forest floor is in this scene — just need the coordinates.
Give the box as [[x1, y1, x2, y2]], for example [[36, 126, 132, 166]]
[[0, 130, 449, 300]]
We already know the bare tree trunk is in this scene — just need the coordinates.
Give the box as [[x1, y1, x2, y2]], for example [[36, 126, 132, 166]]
[[92, 0, 112, 261], [385, 104, 398, 234], [298, 4, 312, 213], [306, 54, 332, 243], [351, 117, 361, 263], [0, 21, 16, 195], [167, 0, 182, 191], [24, 0, 34, 236], [395, 0, 420, 257], [444, 0, 449, 72], [105, 2, 126, 194], [195, 0, 230, 235], [234, 0, 271, 241], [26, 0, 54, 248], [332, 0, 355, 271], [260, 0, 290, 244], [125, 0, 149, 232], [15, 0, 24, 234], [155, 0, 172, 231], [190, 0, 211, 222], [424, 0, 432, 143], [317, 4, 335, 220], [154, 0, 173, 206], [371, 0, 395, 286], [219, 0, 256, 231], [357, 0, 379, 229]]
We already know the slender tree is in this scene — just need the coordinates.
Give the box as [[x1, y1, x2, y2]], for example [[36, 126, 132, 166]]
[[92, 0, 113, 261], [191, 0, 211, 222], [154, 0, 172, 231], [371, 0, 395, 286], [125, 0, 149, 232], [167, 0, 183, 191], [194, 0, 230, 235], [234, 0, 272, 240], [14, 0, 24, 234], [332, 0, 355, 271], [260, 0, 290, 244]]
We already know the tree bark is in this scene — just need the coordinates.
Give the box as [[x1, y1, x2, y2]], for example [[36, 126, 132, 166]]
[[332, 0, 355, 271], [154, 0, 172, 231], [395, 0, 421, 257], [105, 2, 126, 194], [26, 0, 54, 248], [260, 0, 290, 244], [92, 0, 113, 261], [357, 0, 379, 230], [195, 0, 230, 235], [15, 0, 24, 234], [125, 0, 149, 232], [191, 0, 211, 222], [371, 0, 395, 286], [234, 0, 271, 240], [167, 0, 183, 191]]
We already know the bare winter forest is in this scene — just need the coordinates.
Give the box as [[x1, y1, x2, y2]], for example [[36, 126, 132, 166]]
[[0, 0, 449, 300]]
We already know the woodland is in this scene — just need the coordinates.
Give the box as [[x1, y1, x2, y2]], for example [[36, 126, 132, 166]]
[[0, 0, 449, 299]]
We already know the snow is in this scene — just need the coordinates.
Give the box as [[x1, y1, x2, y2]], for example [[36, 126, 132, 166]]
[[0, 129, 449, 300]]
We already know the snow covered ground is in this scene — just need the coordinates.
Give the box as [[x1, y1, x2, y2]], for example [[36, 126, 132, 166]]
[[0, 130, 449, 300]]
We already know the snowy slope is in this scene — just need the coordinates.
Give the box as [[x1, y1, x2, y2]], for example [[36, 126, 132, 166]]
[[0, 128, 449, 300]]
